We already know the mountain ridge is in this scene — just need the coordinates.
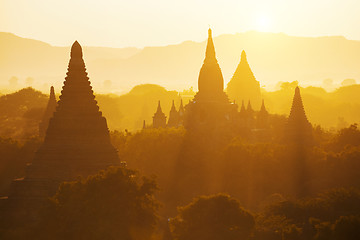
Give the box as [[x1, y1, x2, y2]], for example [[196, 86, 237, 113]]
[[1, 31, 359, 93]]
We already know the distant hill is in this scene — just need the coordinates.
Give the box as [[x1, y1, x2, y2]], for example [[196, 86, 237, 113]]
[[1, 31, 360, 93]]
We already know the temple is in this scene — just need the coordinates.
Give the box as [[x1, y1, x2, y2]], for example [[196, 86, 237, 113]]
[[285, 86, 313, 143], [167, 100, 180, 127], [2, 41, 120, 223], [184, 28, 237, 130], [38, 86, 57, 138], [152, 101, 167, 128], [227, 50, 261, 109], [256, 99, 269, 129]]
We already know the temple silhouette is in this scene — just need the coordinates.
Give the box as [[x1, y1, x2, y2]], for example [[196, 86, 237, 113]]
[[148, 29, 271, 132], [0, 29, 316, 228], [285, 86, 313, 144], [227, 50, 262, 109], [1, 41, 120, 223], [38, 86, 57, 138]]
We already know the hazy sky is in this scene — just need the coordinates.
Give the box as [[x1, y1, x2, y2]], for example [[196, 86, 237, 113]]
[[1, 0, 359, 48]]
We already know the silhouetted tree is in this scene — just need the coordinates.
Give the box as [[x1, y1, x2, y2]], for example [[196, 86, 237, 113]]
[[170, 194, 254, 240], [38, 167, 159, 240]]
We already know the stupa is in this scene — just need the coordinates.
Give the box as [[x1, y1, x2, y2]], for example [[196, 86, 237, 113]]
[[3, 41, 120, 222]]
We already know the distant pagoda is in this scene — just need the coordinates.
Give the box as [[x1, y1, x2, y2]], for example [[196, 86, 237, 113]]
[[285, 86, 313, 143], [153, 101, 167, 128], [38, 86, 57, 138], [227, 50, 261, 109], [167, 100, 180, 127], [185, 28, 236, 130], [256, 99, 269, 129], [3, 41, 120, 222]]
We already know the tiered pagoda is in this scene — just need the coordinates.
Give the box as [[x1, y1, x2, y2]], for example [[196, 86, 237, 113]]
[[39, 86, 57, 138], [153, 101, 167, 128], [184, 28, 237, 130], [167, 100, 180, 127], [227, 50, 261, 109], [256, 99, 269, 129], [3, 41, 120, 222], [285, 86, 313, 144]]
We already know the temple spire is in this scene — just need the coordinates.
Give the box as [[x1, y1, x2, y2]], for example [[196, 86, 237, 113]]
[[286, 86, 313, 143], [227, 50, 261, 109], [260, 99, 267, 113], [153, 101, 167, 128], [39, 86, 57, 138], [205, 28, 216, 63], [70, 41, 83, 58], [168, 100, 180, 127], [247, 100, 254, 114]]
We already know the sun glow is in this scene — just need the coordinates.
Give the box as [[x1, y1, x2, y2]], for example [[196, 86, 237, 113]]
[[255, 14, 272, 32]]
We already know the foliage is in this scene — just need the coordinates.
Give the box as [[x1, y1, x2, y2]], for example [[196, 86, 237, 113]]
[[170, 194, 254, 240], [38, 166, 160, 240]]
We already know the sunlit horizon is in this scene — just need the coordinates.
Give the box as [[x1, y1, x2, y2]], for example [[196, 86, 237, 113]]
[[1, 0, 360, 48]]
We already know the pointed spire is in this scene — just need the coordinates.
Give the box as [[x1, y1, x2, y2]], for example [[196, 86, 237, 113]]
[[289, 86, 308, 121], [205, 28, 216, 63], [197, 28, 224, 98], [256, 99, 269, 129], [50, 86, 55, 100], [286, 86, 313, 143], [241, 50, 247, 63], [39, 86, 57, 138], [153, 100, 167, 128], [168, 100, 180, 127], [143, 120, 146, 129], [70, 41, 83, 59], [247, 100, 254, 113], [227, 49, 261, 109], [156, 100, 163, 113], [260, 99, 267, 113], [170, 100, 176, 111]]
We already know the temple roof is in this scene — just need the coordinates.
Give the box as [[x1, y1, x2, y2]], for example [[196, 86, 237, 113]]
[[197, 28, 224, 99]]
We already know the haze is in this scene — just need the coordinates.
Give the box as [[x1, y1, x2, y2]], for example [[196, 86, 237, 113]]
[[1, 0, 360, 48]]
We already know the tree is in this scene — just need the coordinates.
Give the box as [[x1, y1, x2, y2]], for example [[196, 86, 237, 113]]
[[39, 166, 160, 240], [170, 194, 254, 240]]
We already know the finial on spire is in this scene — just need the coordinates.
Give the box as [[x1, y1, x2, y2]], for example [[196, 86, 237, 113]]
[[50, 86, 55, 96], [241, 50, 247, 62], [156, 100, 162, 112], [71, 41, 83, 58], [205, 28, 216, 62]]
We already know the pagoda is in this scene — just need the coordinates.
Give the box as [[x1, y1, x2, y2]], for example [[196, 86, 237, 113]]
[[185, 28, 236, 130], [39, 86, 57, 138], [167, 100, 180, 127], [285, 86, 313, 143], [3, 41, 120, 222], [227, 50, 261, 109], [153, 101, 167, 128], [256, 99, 269, 129]]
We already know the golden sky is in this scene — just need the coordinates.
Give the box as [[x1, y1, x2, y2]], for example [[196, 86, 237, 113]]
[[0, 0, 359, 47]]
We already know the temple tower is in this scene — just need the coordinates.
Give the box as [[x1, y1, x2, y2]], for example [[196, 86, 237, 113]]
[[153, 101, 167, 128], [39, 86, 57, 138], [3, 41, 120, 223], [256, 99, 269, 129], [285, 86, 313, 144], [167, 100, 180, 127], [227, 50, 261, 109], [184, 28, 236, 130]]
